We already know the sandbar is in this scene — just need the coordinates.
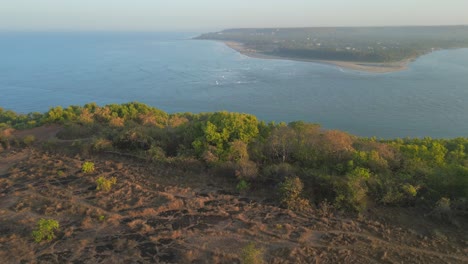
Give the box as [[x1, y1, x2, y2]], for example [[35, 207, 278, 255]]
[[223, 41, 414, 73]]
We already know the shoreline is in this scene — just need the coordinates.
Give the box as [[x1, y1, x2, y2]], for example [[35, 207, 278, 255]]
[[223, 41, 414, 73]]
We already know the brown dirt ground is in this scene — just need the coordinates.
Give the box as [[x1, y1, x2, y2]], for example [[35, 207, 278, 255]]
[[12, 125, 62, 142], [0, 127, 467, 263]]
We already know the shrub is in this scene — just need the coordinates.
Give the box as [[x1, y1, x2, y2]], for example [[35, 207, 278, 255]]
[[32, 219, 59, 243], [82, 161, 95, 174], [236, 179, 251, 192], [380, 188, 405, 205], [92, 138, 113, 152], [241, 242, 263, 264], [23, 135, 36, 146], [432, 197, 451, 219], [380, 183, 419, 206], [235, 160, 259, 180], [147, 146, 166, 161], [402, 183, 418, 197], [317, 200, 334, 217], [334, 167, 371, 212], [113, 128, 153, 151], [202, 146, 219, 164], [261, 163, 296, 182], [228, 140, 250, 161], [0, 136, 9, 151], [96, 176, 117, 192], [279, 176, 310, 212]]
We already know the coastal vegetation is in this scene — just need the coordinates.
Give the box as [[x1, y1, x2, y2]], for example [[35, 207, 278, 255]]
[[1, 102, 467, 214], [196, 26, 468, 63], [1, 102, 467, 263]]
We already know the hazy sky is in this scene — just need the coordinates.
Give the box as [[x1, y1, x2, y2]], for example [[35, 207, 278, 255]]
[[1, 0, 468, 31]]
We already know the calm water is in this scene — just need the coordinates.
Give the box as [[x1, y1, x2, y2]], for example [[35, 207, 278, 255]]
[[1, 32, 467, 138]]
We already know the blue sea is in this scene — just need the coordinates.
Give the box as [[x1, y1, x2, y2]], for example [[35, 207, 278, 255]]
[[1, 32, 467, 138]]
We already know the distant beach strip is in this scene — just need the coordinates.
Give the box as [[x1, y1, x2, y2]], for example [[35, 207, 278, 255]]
[[223, 41, 412, 73]]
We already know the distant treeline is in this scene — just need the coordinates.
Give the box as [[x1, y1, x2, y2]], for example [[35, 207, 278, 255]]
[[1, 102, 467, 213], [197, 26, 468, 62]]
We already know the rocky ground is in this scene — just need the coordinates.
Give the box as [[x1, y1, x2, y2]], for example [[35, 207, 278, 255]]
[[0, 127, 467, 263]]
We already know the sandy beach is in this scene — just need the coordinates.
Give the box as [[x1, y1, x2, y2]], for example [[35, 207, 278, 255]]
[[223, 41, 413, 73]]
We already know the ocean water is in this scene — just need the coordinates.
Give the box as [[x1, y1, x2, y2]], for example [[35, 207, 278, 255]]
[[0, 32, 467, 138]]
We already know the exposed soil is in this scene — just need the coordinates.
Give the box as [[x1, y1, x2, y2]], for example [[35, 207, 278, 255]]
[[12, 125, 62, 142], [0, 127, 467, 263]]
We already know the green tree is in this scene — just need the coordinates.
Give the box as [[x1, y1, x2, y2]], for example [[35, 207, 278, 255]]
[[192, 112, 259, 160]]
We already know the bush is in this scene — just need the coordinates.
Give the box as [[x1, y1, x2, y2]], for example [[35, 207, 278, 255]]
[[23, 135, 36, 146], [261, 163, 296, 182], [82, 161, 95, 174], [235, 160, 259, 180], [431, 197, 452, 220], [241, 242, 263, 264], [402, 183, 418, 197], [236, 180, 251, 192], [32, 219, 59, 243], [317, 200, 334, 217], [334, 167, 370, 212], [96, 176, 117, 192], [0, 136, 9, 151], [228, 140, 250, 161], [147, 146, 166, 161], [92, 138, 113, 152], [279, 176, 310, 212]]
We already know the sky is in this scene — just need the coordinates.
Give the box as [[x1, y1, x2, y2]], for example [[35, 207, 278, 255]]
[[1, 0, 468, 31]]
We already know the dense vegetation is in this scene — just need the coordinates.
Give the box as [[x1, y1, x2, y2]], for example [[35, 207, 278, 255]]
[[196, 26, 468, 62], [1, 102, 467, 214]]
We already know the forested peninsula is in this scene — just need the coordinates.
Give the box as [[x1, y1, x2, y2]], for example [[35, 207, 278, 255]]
[[1, 102, 467, 263], [196, 26, 468, 72]]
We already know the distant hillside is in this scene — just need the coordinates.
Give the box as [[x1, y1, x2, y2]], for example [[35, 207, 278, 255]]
[[196, 26, 468, 63]]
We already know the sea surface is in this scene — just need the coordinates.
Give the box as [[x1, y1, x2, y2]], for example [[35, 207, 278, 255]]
[[1, 32, 467, 138]]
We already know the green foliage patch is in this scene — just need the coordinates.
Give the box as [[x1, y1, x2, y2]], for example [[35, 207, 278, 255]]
[[241, 242, 264, 264], [96, 176, 117, 192], [32, 219, 59, 243], [236, 179, 251, 192], [81, 161, 95, 174]]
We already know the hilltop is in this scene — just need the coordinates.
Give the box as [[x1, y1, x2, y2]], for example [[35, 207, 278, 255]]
[[0, 102, 467, 263]]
